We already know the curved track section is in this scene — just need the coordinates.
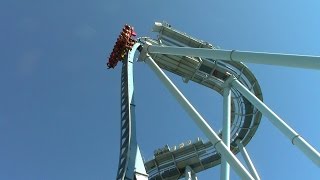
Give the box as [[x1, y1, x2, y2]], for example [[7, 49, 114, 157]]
[[138, 23, 264, 179], [116, 44, 146, 180]]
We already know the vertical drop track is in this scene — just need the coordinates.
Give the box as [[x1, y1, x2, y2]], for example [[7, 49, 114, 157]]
[[116, 44, 147, 180]]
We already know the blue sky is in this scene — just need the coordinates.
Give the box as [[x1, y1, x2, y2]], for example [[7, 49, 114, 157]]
[[1, 0, 320, 179]]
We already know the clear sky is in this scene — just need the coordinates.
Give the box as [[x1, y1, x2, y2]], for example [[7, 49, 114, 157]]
[[1, 0, 320, 180]]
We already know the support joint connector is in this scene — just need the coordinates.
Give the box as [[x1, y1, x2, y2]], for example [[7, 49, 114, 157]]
[[222, 73, 237, 89]]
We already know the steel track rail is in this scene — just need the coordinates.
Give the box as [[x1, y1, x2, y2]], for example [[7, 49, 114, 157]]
[[137, 23, 263, 179], [116, 44, 145, 180], [116, 52, 132, 180]]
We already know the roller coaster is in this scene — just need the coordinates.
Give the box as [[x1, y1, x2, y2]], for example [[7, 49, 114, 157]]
[[109, 22, 320, 180]]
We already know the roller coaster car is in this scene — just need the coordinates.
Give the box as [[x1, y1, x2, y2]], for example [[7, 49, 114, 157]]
[[107, 24, 137, 69]]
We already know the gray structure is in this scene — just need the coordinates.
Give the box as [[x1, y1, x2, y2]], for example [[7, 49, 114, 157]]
[[138, 22, 263, 179], [115, 22, 320, 180]]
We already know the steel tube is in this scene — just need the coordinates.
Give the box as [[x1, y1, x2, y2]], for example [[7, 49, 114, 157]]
[[236, 140, 260, 180], [231, 78, 320, 167], [185, 166, 198, 180], [142, 53, 254, 180], [146, 45, 320, 70], [221, 87, 231, 180], [185, 166, 192, 180]]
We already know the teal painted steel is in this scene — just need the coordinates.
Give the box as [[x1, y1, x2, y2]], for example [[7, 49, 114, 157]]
[[116, 43, 147, 180]]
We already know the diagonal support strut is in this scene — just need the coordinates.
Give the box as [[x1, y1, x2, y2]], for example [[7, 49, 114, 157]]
[[139, 50, 255, 180]]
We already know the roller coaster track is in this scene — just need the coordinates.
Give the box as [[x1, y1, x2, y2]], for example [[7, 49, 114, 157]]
[[138, 23, 263, 180], [115, 22, 320, 180], [116, 44, 147, 180], [116, 23, 263, 179]]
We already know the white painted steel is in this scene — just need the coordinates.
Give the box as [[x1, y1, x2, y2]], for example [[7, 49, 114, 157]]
[[185, 166, 198, 180], [236, 140, 260, 180], [141, 52, 254, 180], [231, 78, 320, 167], [185, 166, 192, 180], [220, 86, 231, 180], [146, 45, 320, 70], [184, 166, 198, 180], [141, 37, 263, 178]]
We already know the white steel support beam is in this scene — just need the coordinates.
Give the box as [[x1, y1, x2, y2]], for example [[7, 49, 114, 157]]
[[139, 51, 254, 180], [145, 45, 320, 70], [185, 166, 198, 180], [185, 166, 192, 180], [220, 86, 231, 180], [236, 140, 260, 180], [230, 77, 320, 167]]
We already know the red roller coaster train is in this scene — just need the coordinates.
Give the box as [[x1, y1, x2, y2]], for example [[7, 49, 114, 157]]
[[107, 24, 137, 69]]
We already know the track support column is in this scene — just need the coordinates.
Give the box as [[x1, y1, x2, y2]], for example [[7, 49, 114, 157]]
[[230, 77, 320, 167], [220, 82, 231, 180], [236, 140, 260, 180], [185, 166, 198, 180], [139, 51, 254, 180], [146, 44, 320, 70]]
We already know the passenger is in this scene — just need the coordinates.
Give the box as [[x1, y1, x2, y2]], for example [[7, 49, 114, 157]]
[[121, 32, 130, 39], [124, 24, 130, 29], [107, 62, 113, 69], [130, 27, 137, 36]]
